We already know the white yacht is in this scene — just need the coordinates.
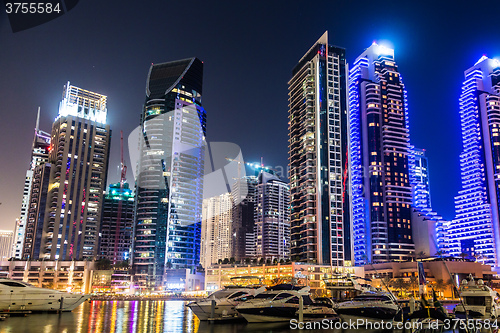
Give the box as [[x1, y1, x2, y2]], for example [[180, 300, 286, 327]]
[[0, 279, 91, 312], [323, 275, 376, 302], [454, 274, 500, 319], [187, 285, 266, 321], [335, 290, 399, 323], [235, 284, 314, 323]]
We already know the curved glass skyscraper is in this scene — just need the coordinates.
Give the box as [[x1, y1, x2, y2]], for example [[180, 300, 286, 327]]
[[133, 58, 206, 288], [450, 56, 500, 267]]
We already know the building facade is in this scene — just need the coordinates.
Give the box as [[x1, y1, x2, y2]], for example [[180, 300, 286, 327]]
[[132, 58, 206, 288], [100, 183, 135, 264], [450, 56, 500, 266], [23, 82, 111, 261], [205, 263, 363, 296], [288, 31, 351, 266], [0, 231, 14, 261], [251, 171, 291, 260], [22, 163, 51, 259], [411, 148, 433, 212], [13, 109, 51, 259], [0, 260, 93, 293], [200, 192, 233, 268], [231, 176, 258, 261], [349, 43, 415, 265]]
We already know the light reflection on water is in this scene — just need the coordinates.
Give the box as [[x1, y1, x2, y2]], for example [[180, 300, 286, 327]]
[[0, 300, 423, 333]]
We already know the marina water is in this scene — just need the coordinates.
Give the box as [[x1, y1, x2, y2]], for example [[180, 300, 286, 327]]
[[0, 300, 453, 333]]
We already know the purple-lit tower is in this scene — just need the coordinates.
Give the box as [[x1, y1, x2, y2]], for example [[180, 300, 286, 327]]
[[450, 56, 500, 267], [349, 43, 415, 265]]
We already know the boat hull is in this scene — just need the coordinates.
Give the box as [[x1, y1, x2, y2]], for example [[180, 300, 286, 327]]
[[336, 307, 398, 324], [0, 294, 90, 312], [187, 302, 241, 321], [237, 306, 298, 323]]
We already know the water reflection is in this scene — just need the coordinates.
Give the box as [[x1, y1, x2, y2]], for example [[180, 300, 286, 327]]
[[0, 300, 408, 333]]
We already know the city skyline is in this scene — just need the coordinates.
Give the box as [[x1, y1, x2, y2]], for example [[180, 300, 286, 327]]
[[1, 1, 500, 235]]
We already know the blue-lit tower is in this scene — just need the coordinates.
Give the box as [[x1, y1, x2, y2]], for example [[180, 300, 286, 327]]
[[349, 43, 415, 265], [450, 56, 500, 266], [133, 58, 206, 288]]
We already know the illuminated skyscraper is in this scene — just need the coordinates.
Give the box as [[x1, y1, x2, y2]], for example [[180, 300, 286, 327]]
[[252, 171, 290, 260], [410, 148, 432, 212], [288, 31, 351, 265], [132, 58, 206, 288], [12, 109, 51, 259], [100, 183, 135, 264], [200, 192, 233, 268], [450, 56, 500, 266], [349, 43, 414, 264], [23, 82, 111, 260]]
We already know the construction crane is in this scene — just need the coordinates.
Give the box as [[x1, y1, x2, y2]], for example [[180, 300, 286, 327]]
[[113, 131, 127, 265]]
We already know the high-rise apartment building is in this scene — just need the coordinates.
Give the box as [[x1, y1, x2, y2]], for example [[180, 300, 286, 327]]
[[450, 56, 500, 266], [0, 230, 14, 261], [200, 193, 233, 268], [349, 43, 414, 265], [288, 31, 350, 266], [12, 109, 50, 258], [23, 82, 111, 261], [100, 183, 134, 264], [231, 176, 258, 260], [132, 58, 206, 288], [22, 162, 51, 259], [252, 171, 291, 260]]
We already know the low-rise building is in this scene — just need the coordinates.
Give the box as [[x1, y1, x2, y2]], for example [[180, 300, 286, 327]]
[[205, 262, 363, 296], [0, 260, 93, 293], [364, 258, 499, 298]]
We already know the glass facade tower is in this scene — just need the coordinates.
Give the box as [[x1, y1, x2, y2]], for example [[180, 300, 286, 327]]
[[450, 56, 500, 266], [24, 82, 111, 261], [133, 58, 205, 288], [349, 44, 415, 264], [288, 32, 351, 266]]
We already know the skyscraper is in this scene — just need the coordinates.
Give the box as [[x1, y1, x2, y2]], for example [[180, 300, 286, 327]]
[[22, 162, 51, 259], [252, 171, 291, 260], [100, 183, 135, 264], [12, 109, 51, 259], [23, 82, 111, 260], [288, 31, 351, 266], [200, 192, 233, 268], [231, 175, 258, 261], [132, 58, 206, 288], [0, 230, 14, 261], [411, 148, 433, 213], [450, 56, 500, 266], [349, 43, 414, 264]]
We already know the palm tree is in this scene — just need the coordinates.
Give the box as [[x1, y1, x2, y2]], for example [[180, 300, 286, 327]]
[[408, 276, 418, 297], [391, 278, 408, 297], [416, 251, 427, 259], [433, 278, 446, 296]]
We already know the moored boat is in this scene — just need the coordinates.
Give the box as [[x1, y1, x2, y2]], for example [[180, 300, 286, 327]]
[[0, 278, 90, 312], [454, 274, 500, 319], [235, 284, 314, 323], [187, 285, 266, 321], [335, 290, 399, 324]]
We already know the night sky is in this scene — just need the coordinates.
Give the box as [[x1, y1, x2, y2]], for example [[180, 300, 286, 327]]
[[1, 0, 500, 231]]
